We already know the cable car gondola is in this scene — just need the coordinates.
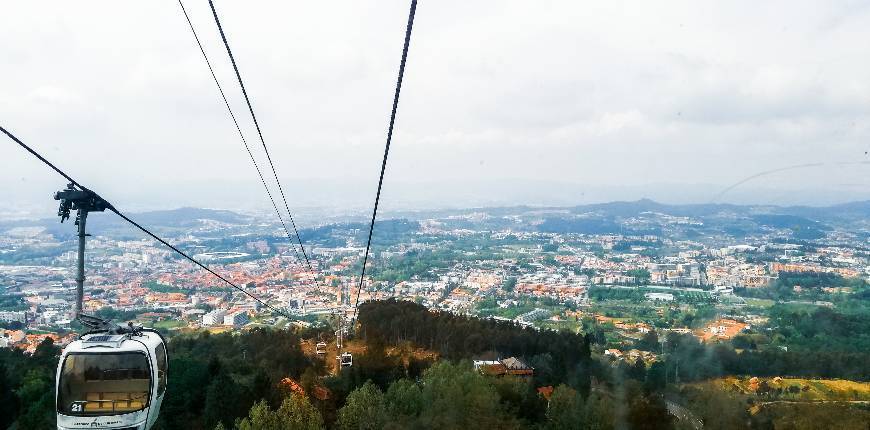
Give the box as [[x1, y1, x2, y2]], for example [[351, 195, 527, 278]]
[[338, 352, 353, 368], [52, 185, 168, 430], [56, 324, 168, 430], [315, 342, 327, 356]]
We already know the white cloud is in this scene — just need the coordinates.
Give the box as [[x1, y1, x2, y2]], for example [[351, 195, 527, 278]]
[[1, 0, 869, 216]]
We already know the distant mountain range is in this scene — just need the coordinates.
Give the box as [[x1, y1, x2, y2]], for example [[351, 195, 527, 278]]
[[388, 198, 869, 225], [464, 198, 867, 220], [2, 200, 867, 240], [391, 199, 869, 240], [0, 207, 252, 239], [571, 198, 870, 221]]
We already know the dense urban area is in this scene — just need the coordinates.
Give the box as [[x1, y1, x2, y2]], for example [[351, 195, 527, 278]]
[[2, 199, 869, 429]]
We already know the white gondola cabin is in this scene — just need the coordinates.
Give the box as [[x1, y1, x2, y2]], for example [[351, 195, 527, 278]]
[[338, 352, 353, 367], [56, 329, 168, 430], [315, 342, 327, 355]]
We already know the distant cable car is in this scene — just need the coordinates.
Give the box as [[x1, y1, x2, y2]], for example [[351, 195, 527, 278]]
[[338, 352, 353, 367], [56, 324, 168, 430], [315, 342, 327, 355]]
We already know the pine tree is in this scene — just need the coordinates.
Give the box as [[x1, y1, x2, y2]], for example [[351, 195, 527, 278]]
[[337, 381, 386, 430], [545, 384, 583, 430]]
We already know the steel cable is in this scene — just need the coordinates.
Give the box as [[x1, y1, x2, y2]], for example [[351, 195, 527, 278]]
[[177, 0, 305, 264], [1, 125, 293, 319], [352, 0, 418, 323], [207, 0, 313, 270]]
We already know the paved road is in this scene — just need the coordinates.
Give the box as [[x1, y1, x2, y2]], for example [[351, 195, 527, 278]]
[[665, 400, 704, 430]]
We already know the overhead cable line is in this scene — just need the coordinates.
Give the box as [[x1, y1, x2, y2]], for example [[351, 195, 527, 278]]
[[352, 0, 418, 323], [177, 0, 306, 265], [207, 0, 313, 271], [1, 125, 293, 319]]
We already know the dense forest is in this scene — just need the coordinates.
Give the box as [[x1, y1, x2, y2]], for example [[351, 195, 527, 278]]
[[357, 299, 595, 391], [2, 300, 869, 429], [1, 300, 672, 429]]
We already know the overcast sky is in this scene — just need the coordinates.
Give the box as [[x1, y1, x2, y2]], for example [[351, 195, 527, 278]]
[[2, 1, 869, 219]]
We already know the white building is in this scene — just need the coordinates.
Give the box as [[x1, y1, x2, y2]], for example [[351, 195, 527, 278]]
[[0, 311, 26, 323], [202, 309, 227, 326], [473, 360, 501, 370], [645, 292, 674, 302], [713, 285, 734, 295], [224, 310, 249, 327]]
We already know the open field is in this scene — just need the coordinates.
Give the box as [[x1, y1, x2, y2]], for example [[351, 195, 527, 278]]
[[537, 319, 583, 333], [683, 377, 870, 429], [700, 376, 870, 401], [744, 298, 775, 307]]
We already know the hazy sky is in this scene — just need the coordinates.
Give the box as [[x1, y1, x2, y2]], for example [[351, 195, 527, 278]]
[[2, 0, 869, 219]]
